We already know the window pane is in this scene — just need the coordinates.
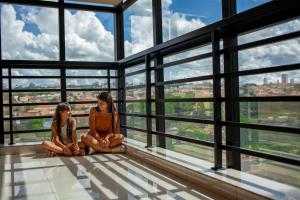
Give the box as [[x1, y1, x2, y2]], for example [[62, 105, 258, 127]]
[[127, 129, 147, 144], [166, 120, 214, 142], [2, 68, 8, 76], [65, 10, 114, 61], [11, 69, 60, 76], [66, 69, 107, 76], [110, 78, 117, 89], [241, 128, 300, 160], [12, 79, 60, 90], [240, 71, 300, 97], [126, 102, 146, 114], [4, 120, 10, 132], [12, 105, 56, 117], [67, 91, 98, 102], [110, 70, 116, 76], [74, 116, 89, 128], [126, 88, 146, 100], [127, 116, 146, 130], [166, 139, 214, 163], [165, 80, 213, 98], [3, 106, 9, 118], [162, 0, 221, 42], [13, 118, 52, 131], [3, 79, 8, 90], [241, 155, 300, 188], [165, 102, 213, 120], [164, 58, 212, 81], [14, 132, 51, 143], [239, 38, 300, 71], [70, 103, 95, 115], [240, 102, 300, 128], [163, 44, 212, 63], [124, 0, 153, 57], [125, 64, 145, 74], [125, 73, 146, 87], [1, 4, 59, 60], [237, 0, 271, 13], [3, 92, 9, 104], [66, 79, 108, 89], [238, 17, 300, 45], [12, 92, 61, 103]]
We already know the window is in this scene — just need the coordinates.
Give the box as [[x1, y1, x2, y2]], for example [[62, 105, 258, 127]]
[[65, 9, 114, 61], [162, 0, 222, 42], [1, 4, 59, 60], [124, 0, 153, 57], [237, 0, 272, 13]]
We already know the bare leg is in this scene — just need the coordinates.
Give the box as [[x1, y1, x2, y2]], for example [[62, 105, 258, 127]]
[[109, 134, 124, 148], [81, 134, 111, 153], [42, 141, 63, 155]]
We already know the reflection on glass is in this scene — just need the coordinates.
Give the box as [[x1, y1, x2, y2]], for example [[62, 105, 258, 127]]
[[241, 155, 300, 188], [65, 10, 114, 61], [124, 0, 153, 57], [237, 0, 272, 13], [164, 58, 212, 81], [240, 102, 300, 128], [11, 69, 60, 76], [126, 88, 146, 100], [66, 79, 108, 89], [12, 105, 56, 117], [12, 92, 61, 103], [125, 73, 146, 87], [165, 80, 213, 98], [239, 38, 300, 71], [162, 0, 221, 41], [166, 139, 214, 163], [13, 118, 52, 131], [240, 71, 300, 96], [1, 4, 59, 60], [165, 102, 213, 119], [166, 120, 214, 142], [125, 63, 145, 74], [239, 17, 300, 45], [12, 79, 60, 90], [164, 44, 212, 63], [127, 116, 146, 130], [66, 69, 107, 76]]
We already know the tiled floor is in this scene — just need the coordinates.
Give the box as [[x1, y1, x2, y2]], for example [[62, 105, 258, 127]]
[[0, 153, 224, 200]]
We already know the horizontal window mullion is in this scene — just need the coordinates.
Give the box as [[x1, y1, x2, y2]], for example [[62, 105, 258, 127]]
[[238, 96, 300, 102], [157, 75, 215, 86], [66, 76, 111, 79], [7, 89, 61, 92], [125, 69, 146, 77], [237, 63, 300, 76], [10, 76, 61, 79]]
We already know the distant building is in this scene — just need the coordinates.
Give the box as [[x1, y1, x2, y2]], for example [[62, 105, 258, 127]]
[[290, 78, 294, 84], [263, 78, 268, 85], [281, 74, 288, 85]]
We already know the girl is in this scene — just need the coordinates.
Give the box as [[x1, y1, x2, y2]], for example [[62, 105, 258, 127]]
[[80, 92, 126, 153], [42, 102, 85, 156]]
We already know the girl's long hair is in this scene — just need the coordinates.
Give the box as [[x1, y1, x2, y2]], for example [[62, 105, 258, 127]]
[[52, 102, 72, 144], [97, 92, 120, 134]]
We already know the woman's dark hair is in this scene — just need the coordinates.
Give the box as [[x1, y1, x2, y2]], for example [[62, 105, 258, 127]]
[[52, 102, 72, 144], [96, 92, 120, 133]]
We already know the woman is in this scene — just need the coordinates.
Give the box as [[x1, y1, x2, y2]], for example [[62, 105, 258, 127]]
[[80, 92, 126, 153], [42, 102, 85, 156]]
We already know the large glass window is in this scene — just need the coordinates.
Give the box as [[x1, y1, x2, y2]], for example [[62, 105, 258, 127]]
[[1, 4, 59, 60], [161, 0, 222, 42], [237, 0, 272, 13], [65, 9, 114, 61], [124, 0, 153, 57]]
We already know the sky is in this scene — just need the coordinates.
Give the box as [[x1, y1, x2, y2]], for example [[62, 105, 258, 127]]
[[1, 0, 300, 85]]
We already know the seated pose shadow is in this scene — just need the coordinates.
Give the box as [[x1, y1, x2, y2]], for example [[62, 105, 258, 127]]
[[79, 92, 126, 154], [42, 102, 85, 157]]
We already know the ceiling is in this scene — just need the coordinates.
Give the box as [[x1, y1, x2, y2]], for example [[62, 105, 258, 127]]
[[69, 0, 123, 6]]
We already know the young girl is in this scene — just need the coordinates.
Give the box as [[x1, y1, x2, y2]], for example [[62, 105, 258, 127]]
[[42, 102, 85, 156], [80, 92, 126, 153]]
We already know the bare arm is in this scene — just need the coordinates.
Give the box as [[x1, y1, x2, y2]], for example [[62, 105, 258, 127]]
[[51, 122, 66, 149], [89, 107, 97, 137], [71, 118, 77, 145]]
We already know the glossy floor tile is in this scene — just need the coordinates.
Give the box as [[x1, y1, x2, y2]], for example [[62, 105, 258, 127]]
[[0, 153, 224, 200]]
